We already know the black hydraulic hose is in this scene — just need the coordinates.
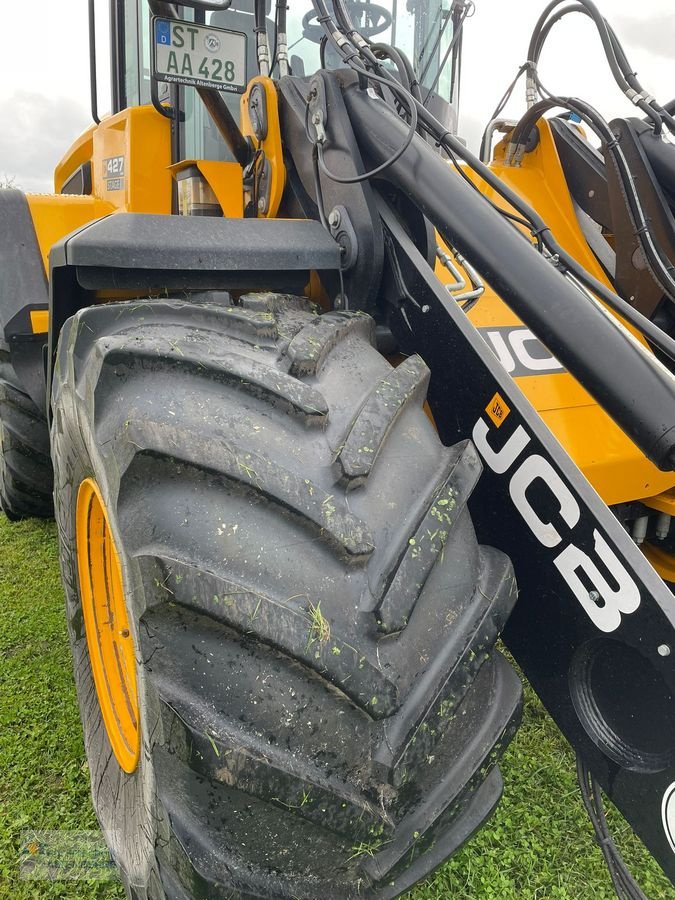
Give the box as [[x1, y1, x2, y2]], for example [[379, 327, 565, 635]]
[[396, 48, 422, 102], [334, 0, 424, 107], [254, 0, 269, 73], [330, 0, 425, 126], [332, 0, 368, 45], [333, 0, 467, 109], [527, 3, 623, 89], [526, 0, 665, 133], [510, 93, 675, 303], [369, 43, 419, 105], [369, 44, 411, 92], [342, 84, 675, 470], [577, 758, 649, 900], [479, 63, 529, 162], [600, 18, 675, 135], [413, 107, 675, 362], [331, 0, 377, 62], [332, 0, 416, 84], [511, 97, 594, 148], [316, 68, 419, 183], [530, 3, 586, 62], [308, 0, 675, 362], [277, 0, 286, 39], [312, 0, 363, 66], [255, 0, 265, 31], [270, 0, 286, 74], [405, 94, 675, 359]]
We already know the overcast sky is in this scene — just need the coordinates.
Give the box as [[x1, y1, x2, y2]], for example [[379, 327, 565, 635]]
[[0, 0, 673, 192]]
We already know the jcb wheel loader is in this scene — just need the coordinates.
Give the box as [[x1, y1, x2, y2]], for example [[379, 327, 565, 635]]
[[2, 0, 675, 896]]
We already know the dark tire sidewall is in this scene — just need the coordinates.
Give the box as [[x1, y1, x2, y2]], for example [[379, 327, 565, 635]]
[[52, 372, 166, 897], [0, 344, 54, 520]]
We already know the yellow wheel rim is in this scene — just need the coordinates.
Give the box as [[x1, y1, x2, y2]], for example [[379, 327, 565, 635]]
[[76, 478, 140, 774]]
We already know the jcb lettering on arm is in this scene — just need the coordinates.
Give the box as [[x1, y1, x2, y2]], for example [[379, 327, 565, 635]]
[[472, 413, 640, 633]]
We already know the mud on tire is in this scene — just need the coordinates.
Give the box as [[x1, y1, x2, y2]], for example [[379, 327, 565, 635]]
[[51, 292, 522, 899]]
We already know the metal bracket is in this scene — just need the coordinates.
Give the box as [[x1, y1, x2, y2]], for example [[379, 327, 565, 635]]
[[256, 157, 272, 215], [307, 76, 329, 145], [248, 83, 268, 141], [328, 205, 359, 271]]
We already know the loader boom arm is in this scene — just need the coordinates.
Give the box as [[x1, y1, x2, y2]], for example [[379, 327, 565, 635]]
[[296, 69, 675, 881]]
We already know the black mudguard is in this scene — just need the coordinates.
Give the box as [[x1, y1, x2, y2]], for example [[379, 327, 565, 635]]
[[0, 190, 49, 415]]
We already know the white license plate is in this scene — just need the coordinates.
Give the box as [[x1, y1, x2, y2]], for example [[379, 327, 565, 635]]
[[152, 17, 247, 94]]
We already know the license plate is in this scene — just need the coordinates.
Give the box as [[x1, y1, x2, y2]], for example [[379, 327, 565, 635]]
[[152, 17, 247, 94]]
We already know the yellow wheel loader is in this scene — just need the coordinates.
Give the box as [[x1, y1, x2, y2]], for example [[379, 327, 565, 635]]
[[2, 0, 675, 896]]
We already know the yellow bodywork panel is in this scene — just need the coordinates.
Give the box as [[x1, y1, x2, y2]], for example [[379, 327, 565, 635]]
[[89, 106, 172, 212], [29, 309, 49, 335], [169, 159, 244, 218], [435, 120, 675, 507], [644, 488, 675, 516], [53, 123, 96, 194], [26, 104, 174, 329], [642, 543, 675, 583], [26, 194, 116, 276], [54, 105, 172, 214], [241, 77, 286, 218]]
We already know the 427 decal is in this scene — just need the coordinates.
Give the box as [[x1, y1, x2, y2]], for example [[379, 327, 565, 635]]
[[102, 156, 125, 192]]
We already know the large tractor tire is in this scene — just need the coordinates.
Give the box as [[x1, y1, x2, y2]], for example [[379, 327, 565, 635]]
[[0, 343, 53, 520], [51, 292, 522, 899]]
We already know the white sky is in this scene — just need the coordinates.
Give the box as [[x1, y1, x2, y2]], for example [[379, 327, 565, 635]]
[[0, 0, 673, 191]]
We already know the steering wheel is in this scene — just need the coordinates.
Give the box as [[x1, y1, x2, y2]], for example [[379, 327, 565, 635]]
[[302, 2, 392, 43]]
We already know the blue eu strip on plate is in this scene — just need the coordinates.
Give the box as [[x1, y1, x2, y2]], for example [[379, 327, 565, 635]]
[[155, 19, 171, 45]]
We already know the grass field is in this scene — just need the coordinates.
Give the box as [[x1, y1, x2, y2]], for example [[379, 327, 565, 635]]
[[1, 515, 672, 899]]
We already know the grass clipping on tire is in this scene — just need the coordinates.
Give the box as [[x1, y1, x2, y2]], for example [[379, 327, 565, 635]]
[[50, 291, 522, 899]]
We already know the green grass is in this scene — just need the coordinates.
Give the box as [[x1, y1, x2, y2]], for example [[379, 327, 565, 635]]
[[0, 516, 672, 899]]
